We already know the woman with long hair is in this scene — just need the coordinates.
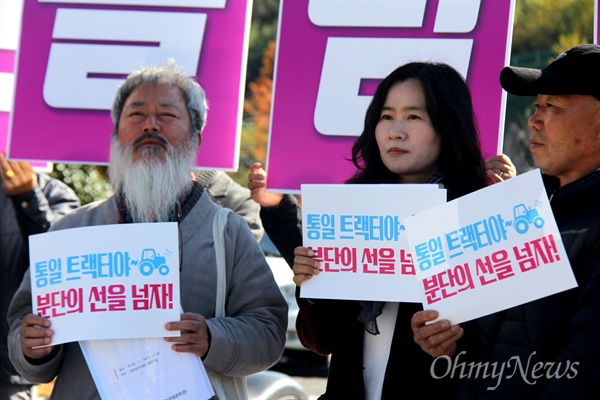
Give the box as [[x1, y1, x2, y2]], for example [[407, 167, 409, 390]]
[[249, 61, 515, 399]]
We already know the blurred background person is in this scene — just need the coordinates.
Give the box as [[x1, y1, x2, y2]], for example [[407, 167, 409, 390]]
[[0, 151, 80, 400]]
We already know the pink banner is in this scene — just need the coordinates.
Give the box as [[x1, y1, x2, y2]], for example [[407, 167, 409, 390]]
[[594, 0, 600, 44], [0, 48, 15, 154], [7, 0, 251, 170], [268, 0, 516, 192]]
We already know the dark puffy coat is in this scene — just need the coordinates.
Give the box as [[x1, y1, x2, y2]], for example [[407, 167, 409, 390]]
[[1, 173, 79, 384], [457, 170, 600, 399], [259, 194, 303, 267]]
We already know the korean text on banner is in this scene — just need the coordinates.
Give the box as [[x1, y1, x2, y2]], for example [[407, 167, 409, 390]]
[[8, 0, 251, 170], [404, 169, 577, 325], [300, 184, 446, 302], [29, 222, 181, 346], [267, 0, 515, 192]]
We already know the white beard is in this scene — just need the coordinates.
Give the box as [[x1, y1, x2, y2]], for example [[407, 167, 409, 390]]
[[108, 135, 198, 223]]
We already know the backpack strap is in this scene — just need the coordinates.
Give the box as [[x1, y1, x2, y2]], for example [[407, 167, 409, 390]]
[[212, 207, 232, 317]]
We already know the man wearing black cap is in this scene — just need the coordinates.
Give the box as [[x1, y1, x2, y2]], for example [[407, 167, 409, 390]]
[[411, 43, 600, 398]]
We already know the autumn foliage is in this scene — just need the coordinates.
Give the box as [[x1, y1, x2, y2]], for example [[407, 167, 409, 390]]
[[244, 40, 276, 163]]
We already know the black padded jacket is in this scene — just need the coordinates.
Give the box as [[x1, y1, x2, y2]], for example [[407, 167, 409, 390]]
[[456, 170, 600, 399]]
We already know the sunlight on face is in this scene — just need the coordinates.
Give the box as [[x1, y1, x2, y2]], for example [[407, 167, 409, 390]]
[[117, 83, 195, 163], [528, 94, 600, 186], [375, 79, 441, 184], [109, 83, 200, 222]]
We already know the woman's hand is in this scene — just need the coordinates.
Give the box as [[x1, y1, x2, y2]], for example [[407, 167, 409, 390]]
[[292, 246, 320, 286]]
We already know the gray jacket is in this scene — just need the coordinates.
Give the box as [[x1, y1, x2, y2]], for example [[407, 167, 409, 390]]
[[7, 190, 287, 399], [196, 170, 264, 242]]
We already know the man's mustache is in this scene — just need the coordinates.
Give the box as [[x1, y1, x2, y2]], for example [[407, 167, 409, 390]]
[[132, 133, 169, 148]]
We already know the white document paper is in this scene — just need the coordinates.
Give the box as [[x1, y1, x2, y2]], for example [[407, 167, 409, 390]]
[[300, 184, 446, 302], [404, 169, 577, 324], [80, 336, 214, 400]]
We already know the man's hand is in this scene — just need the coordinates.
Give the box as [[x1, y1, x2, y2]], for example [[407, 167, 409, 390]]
[[20, 314, 55, 359], [292, 246, 320, 286], [247, 162, 284, 207], [0, 151, 37, 196], [411, 310, 462, 358], [485, 154, 516, 184], [164, 312, 210, 358]]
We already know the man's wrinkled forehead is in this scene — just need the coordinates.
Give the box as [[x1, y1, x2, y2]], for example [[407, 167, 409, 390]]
[[535, 93, 600, 105], [128, 82, 182, 99], [122, 84, 187, 113]]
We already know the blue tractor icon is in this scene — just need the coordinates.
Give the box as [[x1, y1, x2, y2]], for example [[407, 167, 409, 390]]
[[139, 248, 169, 276], [513, 203, 545, 234]]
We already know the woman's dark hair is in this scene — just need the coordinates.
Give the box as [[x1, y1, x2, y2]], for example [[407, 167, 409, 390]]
[[345, 62, 487, 200]]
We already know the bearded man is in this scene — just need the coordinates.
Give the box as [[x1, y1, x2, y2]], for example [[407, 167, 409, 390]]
[[7, 61, 287, 399]]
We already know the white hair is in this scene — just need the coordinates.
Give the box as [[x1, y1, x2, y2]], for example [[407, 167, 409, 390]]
[[108, 134, 199, 222], [111, 60, 207, 136]]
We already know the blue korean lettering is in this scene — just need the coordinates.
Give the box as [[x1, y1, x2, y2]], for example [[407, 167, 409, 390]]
[[307, 213, 323, 239], [339, 214, 354, 239], [34, 260, 49, 288], [415, 242, 432, 271], [66, 255, 81, 281], [487, 214, 508, 242], [445, 230, 463, 258], [97, 252, 132, 278], [415, 236, 446, 271], [321, 214, 336, 240]]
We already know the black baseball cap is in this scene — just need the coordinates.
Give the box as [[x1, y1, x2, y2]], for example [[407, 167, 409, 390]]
[[500, 43, 600, 100]]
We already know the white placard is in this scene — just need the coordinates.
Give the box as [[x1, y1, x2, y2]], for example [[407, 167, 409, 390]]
[[404, 169, 577, 324], [29, 223, 181, 346], [300, 184, 446, 302]]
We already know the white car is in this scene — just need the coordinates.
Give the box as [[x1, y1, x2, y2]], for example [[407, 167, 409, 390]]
[[246, 370, 309, 400]]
